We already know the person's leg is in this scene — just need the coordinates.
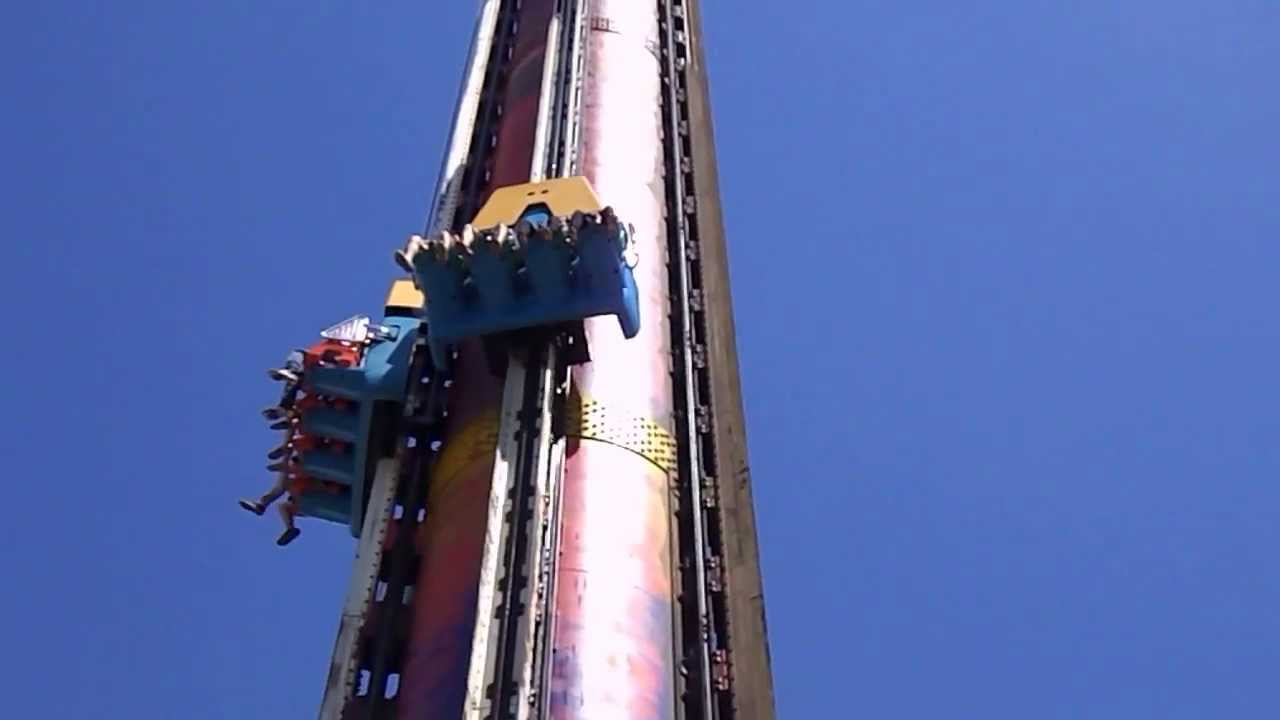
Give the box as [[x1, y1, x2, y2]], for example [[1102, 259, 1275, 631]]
[[239, 474, 286, 515], [269, 368, 300, 383], [262, 405, 297, 421], [267, 440, 292, 461], [276, 498, 301, 546], [259, 476, 287, 506], [279, 380, 301, 410]]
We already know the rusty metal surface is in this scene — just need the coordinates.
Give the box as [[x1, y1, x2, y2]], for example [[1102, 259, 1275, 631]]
[[550, 1, 678, 717]]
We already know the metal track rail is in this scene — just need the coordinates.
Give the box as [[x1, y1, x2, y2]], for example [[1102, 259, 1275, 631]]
[[512, 353, 567, 720], [464, 343, 565, 720], [318, 3, 524, 718], [427, 0, 503, 236], [658, 0, 734, 717], [319, 458, 400, 720], [453, 0, 526, 233], [524, 11, 586, 719], [322, 333, 448, 717], [348, 347, 448, 717], [464, 2, 586, 718]]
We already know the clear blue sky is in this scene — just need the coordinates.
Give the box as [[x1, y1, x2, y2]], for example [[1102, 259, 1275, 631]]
[[3, 1, 1277, 717]]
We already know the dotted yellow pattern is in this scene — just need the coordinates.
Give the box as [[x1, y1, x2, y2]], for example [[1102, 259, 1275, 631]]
[[564, 388, 679, 475], [420, 390, 678, 518]]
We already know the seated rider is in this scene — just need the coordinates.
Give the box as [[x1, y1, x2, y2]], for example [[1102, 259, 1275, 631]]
[[243, 340, 363, 546], [239, 471, 308, 546], [262, 350, 305, 426], [242, 426, 326, 545]]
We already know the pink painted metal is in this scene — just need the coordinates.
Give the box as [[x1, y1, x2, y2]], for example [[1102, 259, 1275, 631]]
[[550, 2, 678, 718]]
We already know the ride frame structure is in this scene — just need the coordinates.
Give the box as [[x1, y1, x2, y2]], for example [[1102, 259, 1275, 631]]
[[251, 2, 775, 718]]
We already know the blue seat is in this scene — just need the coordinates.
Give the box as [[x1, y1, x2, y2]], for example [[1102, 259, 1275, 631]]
[[297, 315, 419, 536], [299, 449, 356, 485], [403, 177, 641, 368], [296, 488, 353, 526], [300, 407, 360, 443]]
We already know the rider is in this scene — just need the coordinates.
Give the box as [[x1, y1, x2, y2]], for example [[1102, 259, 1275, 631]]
[[237, 470, 307, 546], [243, 341, 363, 545], [241, 351, 313, 546]]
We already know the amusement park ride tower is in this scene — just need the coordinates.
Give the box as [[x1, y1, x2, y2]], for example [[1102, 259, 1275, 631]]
[[246, 2, 775, 718]]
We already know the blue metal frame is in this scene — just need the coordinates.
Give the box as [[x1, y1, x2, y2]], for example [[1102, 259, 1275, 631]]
[[411, 209, 641, 367], [294, 315, 419, 535]]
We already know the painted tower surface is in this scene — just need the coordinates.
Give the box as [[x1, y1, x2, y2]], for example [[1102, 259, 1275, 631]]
[[267, 2, 777, 719]]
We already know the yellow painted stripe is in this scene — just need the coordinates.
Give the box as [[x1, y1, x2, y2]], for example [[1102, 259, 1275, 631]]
[[426, 410, 500, 508]]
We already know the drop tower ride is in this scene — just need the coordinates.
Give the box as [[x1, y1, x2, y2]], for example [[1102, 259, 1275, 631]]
[[248, 2, 774, 718]]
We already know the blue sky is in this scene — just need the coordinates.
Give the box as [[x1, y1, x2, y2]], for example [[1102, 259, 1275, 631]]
[[3, 1, 1278, 717]]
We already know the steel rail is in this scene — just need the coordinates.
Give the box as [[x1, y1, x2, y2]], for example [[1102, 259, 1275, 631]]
[[528, 14, 562, 183], [657, 0, 731, 717], [513, 352, 565, 720], [464, 346, 545, 720], [454, 0, 525, 233], [358, 351, 446, 717], [352, 0, 525, 711], [427, 0, 503, 236], [319, 3, 523, 717], [464, 2, 586, 716], [319, 458, 400, 719], [523, 6, 585, 717], [332, 332, 448, 720]]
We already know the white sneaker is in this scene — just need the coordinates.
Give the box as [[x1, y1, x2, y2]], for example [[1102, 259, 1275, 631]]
[[268, 368, 301, 383]]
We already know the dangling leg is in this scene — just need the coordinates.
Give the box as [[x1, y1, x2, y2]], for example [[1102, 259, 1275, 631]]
[[276, 497, 301, 546], [267, 440, 292, 461], [239, 473, 287, 516], [268, 368, 301, 384]]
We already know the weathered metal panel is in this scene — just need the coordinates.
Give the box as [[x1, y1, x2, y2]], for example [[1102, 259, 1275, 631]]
[[550, 441, 675, 718], [551, 1, 678, 718]]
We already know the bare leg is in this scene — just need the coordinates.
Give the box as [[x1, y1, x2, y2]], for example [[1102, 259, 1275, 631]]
[[277, 500, 296, 530], [239, 474, 287, 516], [276, 498, 301, 546], [259, 475, 287, 507]]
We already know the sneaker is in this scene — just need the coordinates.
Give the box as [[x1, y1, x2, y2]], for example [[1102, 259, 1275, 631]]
[[238, 499, 266, 516], [268, 368, 300, 383], [276, 527, 301, 546], [269, 419, 292, 431], [262, 406, 289, 421], [266, 460, 290, 472], [267, 444, 291, 461]]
